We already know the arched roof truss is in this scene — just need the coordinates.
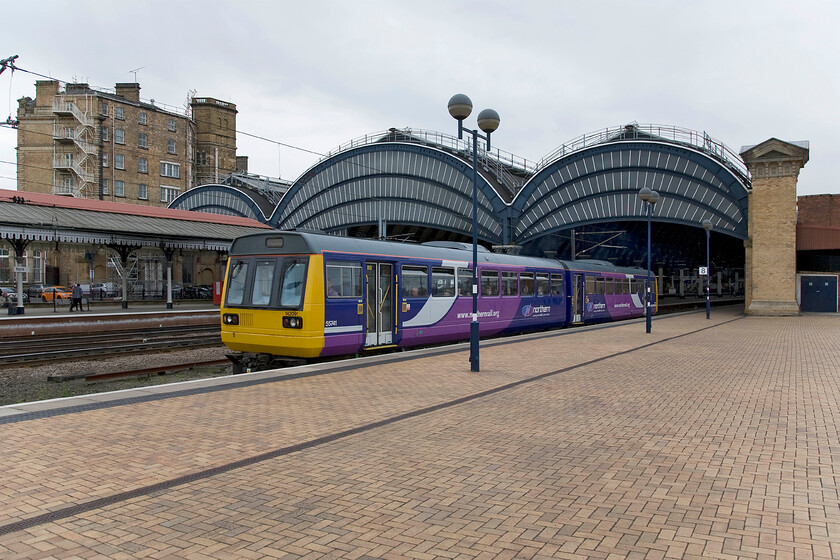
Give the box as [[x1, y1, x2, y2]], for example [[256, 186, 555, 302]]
[[511, 141, 750, 245], [271, 143, 508, 244], [169, 185, 269, 223]]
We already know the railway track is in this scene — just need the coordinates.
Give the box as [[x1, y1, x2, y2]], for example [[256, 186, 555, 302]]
[[0, 325, 222, 366]]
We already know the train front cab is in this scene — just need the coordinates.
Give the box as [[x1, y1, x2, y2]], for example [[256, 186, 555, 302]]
[[221, 250, 327, 365]]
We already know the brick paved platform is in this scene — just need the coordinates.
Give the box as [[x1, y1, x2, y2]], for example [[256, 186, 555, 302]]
[[0, 307, 838, 559]]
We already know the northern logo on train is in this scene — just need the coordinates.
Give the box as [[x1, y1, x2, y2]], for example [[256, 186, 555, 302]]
[[522, 304, 534, 317]]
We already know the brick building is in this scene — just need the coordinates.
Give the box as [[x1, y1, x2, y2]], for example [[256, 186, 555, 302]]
[[16, 80, 237, 207]]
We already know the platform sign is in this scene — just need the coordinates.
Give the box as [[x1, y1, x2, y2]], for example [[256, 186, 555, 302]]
[[13, 265, 28, 274], [698, 266, 708, 276]]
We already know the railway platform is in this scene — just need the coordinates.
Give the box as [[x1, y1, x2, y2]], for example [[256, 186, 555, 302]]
[[1, 306, 838, 558]]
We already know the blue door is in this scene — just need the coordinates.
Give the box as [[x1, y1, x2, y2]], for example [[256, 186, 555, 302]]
[[801, 275, 838, 312]]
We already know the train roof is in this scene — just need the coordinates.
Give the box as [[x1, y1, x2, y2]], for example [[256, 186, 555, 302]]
[[229, 231, 646, 275]]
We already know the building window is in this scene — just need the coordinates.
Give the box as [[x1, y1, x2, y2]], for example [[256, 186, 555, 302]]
[[64, 153, 74, 167], [115, 128, 125, 145], [115, 154, 125, 170], [167, 139, 176, 154], [101, 127, 109, 142], [115, 180, 125, 197], [0, 248, 9, 284], [138, 183, 148, 200], [102, 153, 108, 167], [168, 119, 176, 132], [62, 176, 75, 189], [102, 179, 109, 195], [197, 151, 206, 165], [138, 133, 148, 148], [160, 162, 180, 178], [115, 106, 124, 120], [161, 185, 180, 203], [32, 250, 43, 283], [64, 127, 74, 139], [138, 112, 147, 125], [102, 103, 108, 116], [138, 157, 147, 174]]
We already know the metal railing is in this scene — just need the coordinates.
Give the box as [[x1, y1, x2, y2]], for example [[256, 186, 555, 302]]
[[52, 99, 94, 128], [537, 124, 750, 184]]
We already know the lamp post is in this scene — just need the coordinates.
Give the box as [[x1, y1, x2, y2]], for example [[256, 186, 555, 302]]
[[448, 93, 500, 372], [702, 219, 712, 319], [638, 187, 660, 334]]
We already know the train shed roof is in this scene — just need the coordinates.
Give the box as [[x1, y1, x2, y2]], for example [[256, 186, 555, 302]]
[[0, 189, 271, 251]]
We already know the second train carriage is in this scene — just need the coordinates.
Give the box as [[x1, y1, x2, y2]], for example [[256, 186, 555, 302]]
[[220, 231, 657, 371]]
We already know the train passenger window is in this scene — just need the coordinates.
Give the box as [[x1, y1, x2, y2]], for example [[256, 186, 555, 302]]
[[326, 261, 362, 298], [226, 260, 249, 306], [251, 260, 276, 305], [280, 260, 306, 307], [595, 277, 606, 295], [616, 279, 628, 295], [605, 278, 614, 296], [501, 271, 517, 296], [402, 266, 428, 297], [481, 270, 499, 297], [457, 268, 472, 297], [585, 276, 595, 295], [431, 267, 456, 297], [550, 273, 564, 295], [520, 272, 534, 296], [536, 273, 550, 296]]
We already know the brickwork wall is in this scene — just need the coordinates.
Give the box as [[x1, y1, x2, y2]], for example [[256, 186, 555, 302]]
[[741, 140, 809, 315], [798, 194, 840, 227], [748, 174, 798, 304]]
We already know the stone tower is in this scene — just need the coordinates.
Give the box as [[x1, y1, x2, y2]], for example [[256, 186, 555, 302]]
[[190, 97, 238, 185], [740, 139, 809, 315]]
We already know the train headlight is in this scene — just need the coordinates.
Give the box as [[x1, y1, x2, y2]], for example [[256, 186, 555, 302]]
[[222, 313, 239, 325], [282, 316, 303, 329]]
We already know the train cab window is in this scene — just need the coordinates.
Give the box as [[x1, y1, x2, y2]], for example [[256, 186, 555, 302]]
[[431, 267, 456, 297], [280, 260, 307, 307], [226, 260, 249, 306], [402, 266, 429, 297], [481, 270, 499, 297], [501, 271, 517, 296], [585, 276, 595, 295], [457, 268, 472, 297], [536, 273, 550, 296], [251, 260, 276, 305], [520, 272, 534, 296], [550, 273, 564, 296], [326, 261, 362, 298]]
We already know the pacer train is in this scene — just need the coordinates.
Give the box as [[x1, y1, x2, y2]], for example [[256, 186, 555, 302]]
[[220, 231, 657, 371]]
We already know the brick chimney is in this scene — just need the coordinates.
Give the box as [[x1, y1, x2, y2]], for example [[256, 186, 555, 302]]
[[114, 82, 141, 102]]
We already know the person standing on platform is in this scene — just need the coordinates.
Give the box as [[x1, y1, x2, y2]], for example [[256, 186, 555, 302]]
[[70, 283, 83, 312]]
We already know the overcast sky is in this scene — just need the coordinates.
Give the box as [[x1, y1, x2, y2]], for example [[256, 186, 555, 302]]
[[2, 0, 838, 195]]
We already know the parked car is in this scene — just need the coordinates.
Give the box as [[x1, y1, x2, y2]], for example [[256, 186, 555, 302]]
[[91, 282, 114, 297], [40, 285, 73, 301], [26, 283, 47, 299], [0, 287, 29, 305]]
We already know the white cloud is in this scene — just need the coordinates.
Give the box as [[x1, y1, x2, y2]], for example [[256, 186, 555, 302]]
[[2, 0, 838, 194]]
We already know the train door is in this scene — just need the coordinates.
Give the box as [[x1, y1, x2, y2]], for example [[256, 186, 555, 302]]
[[365, 262, 394, 347], [572, 274, 585, 323]]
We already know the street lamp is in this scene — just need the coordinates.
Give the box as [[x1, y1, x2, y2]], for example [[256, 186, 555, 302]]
[[638, 187, 660, 334], [448, 93, 500, 372], [702, 219, 713, 319]]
